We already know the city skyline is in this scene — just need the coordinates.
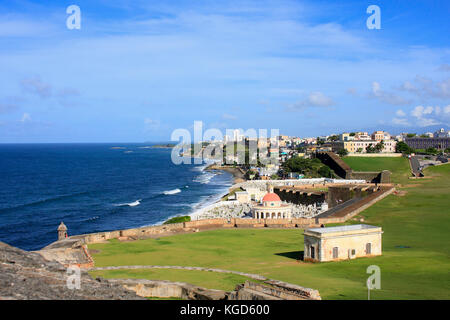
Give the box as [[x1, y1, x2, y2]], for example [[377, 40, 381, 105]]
[[0, 0, 449, 143]]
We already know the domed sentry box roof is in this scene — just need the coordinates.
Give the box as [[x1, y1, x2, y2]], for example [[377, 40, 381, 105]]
[[57, 222, 67, 231], [262, 193, 281, 202]]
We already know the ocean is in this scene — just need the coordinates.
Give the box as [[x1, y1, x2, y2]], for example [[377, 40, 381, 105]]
[[0, 144, 233, 251]]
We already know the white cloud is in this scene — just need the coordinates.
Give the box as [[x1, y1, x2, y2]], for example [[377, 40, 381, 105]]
[[308, 91, 334, 107], [370, 81, 411, 106], [411, 105, 433, 118], [444, 105, 450, 114], [416, 117, 440, 127], [392, 105, 450, 127], [409, 105, 450, 127], [396, 109, 406, 117], [288, 91, 334, 110], [392, 117, 410, 126], [20, 113, 31, 122], [21, 77, 52, 98], [399, 76, 450, 99]]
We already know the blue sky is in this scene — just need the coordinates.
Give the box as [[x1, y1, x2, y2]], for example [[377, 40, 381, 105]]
[[0, 0, 449, 142]]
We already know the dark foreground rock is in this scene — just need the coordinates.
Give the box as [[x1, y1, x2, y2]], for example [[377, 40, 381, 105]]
[[0, 242, 144, 300]]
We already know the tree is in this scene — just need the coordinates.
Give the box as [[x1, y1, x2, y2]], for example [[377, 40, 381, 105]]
[[375, 140, 385, 153], [296, 146, 306, 153], [366, 144, 377, 153], [396, 141, 414, 154], [406, 133, 416, 138], [318, 165, 333, 178], [338, 149, 349, 157], [283, 156, 328, 178], [445, 148, 450, 154], [328, 135, 339, 142], [284, 157, 315, 173], [316, 137, 324, 145], [270, 174, 279, 180], [425, 147, 438, 155], [356, 147, 363, 153]]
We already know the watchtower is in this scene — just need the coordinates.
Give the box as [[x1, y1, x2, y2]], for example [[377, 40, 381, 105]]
[[57, 222, 68, 240]]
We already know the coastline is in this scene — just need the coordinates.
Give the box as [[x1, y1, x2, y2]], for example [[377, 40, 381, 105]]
[[153, 160, 238, 224], [184, 164, 250, 221], [186, 163, 236, 221], [205, 163, 246, 184]]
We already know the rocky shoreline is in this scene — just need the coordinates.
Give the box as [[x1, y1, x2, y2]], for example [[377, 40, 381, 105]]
[[205, 164, 246, 184]]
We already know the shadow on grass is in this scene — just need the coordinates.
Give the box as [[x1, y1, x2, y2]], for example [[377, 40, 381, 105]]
[[275, 251, 303, 260]]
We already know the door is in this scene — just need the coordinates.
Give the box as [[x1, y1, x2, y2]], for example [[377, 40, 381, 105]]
[[333, 247, 339, 259], [366, 243, 372, 254]]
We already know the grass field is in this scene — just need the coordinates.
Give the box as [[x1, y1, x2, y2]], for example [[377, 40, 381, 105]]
[[89, 268, 256, 291], [342, 156, 411, 184], [89, 161, 450, 300]]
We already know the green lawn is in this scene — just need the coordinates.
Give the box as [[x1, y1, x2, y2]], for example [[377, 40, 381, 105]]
[[342, 156, 410, 184], [89, 163, 450, 300], [89, 268, 255, 291]]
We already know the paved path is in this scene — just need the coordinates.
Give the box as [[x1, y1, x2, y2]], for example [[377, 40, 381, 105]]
[[90, 265, 268, 281], [409, 156, 423, 177]]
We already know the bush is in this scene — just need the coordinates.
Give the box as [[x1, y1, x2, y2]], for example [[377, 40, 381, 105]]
[[318, 165, 333, 178], [163, 216, 191, 225]]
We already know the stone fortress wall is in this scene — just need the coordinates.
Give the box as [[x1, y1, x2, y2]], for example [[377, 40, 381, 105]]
[[315, 151, 392, 183], [66, 184, 393, 246], [106, 278, 321, 300], [38, 179, 394, 300]]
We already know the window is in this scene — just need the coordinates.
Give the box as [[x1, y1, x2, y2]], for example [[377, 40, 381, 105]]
[[310, 246, 315, 259], [332, 247, 339, 259], [366, 243, 372, 254]]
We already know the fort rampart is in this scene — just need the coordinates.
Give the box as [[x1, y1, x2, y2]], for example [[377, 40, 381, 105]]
[[66, 185, 393, 246]]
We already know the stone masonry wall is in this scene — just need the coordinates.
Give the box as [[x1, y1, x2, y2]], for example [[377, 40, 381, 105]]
[[57, 186, 393, 248]]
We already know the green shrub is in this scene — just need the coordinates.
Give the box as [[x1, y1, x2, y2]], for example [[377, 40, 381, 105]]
[[163, 216, 191, 225]]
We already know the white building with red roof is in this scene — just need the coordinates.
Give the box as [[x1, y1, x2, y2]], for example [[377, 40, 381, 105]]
[[252, 192, 292, 219]]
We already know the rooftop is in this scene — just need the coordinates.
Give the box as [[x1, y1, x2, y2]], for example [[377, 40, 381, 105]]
[[306, 224, 379, 234], [262, 193, 281, 202]]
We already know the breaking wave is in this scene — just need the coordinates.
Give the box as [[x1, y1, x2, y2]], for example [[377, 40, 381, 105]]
[[163, 188, 181, 195], [114, 199, 141, 207]]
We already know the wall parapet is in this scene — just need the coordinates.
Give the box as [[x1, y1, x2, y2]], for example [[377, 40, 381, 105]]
[[49, 185, 394, 248]]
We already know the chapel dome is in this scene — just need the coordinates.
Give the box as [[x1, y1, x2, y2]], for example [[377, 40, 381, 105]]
[[262, 193, 281, 202]]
